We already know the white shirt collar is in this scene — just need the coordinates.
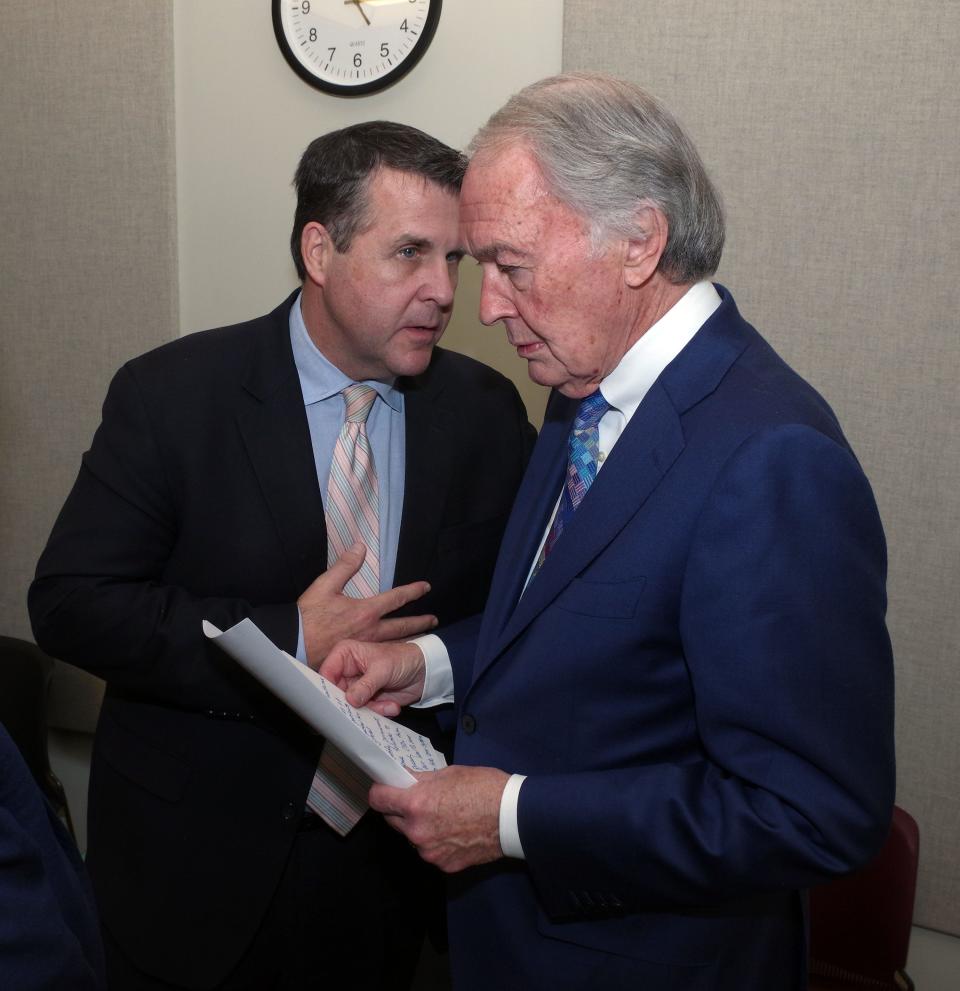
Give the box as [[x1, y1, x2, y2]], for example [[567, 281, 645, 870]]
[[600, 281, 721, 421]]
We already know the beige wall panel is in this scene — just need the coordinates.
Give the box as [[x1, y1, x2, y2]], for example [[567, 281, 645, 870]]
[[1, 3, 178, 727], [564, 0, 960, 935]]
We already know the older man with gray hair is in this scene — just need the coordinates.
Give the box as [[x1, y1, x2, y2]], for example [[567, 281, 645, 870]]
[[324, 74, 895, 990]]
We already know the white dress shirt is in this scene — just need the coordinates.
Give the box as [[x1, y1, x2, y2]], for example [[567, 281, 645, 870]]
[[415, 281, 722, 857]]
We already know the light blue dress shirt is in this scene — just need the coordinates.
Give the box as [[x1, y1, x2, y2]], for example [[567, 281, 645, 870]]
[[289, 293, 406, 660]]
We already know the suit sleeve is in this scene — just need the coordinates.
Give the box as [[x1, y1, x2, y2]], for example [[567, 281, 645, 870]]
[[519, 424, 895, 912], [28, 364, 299, 713], [0, 736, 105, 990]]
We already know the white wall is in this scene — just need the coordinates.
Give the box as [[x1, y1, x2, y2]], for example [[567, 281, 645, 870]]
[[173, 0, 564, 421]]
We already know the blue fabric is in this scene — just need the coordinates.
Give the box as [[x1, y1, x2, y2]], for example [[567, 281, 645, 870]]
[[537, 389, 610, 568], [445, 286, 895, 990], [0, 724, 105, 990]]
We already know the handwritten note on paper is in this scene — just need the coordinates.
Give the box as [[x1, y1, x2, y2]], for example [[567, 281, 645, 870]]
[[308, 668, 445, 773], [202, 618, 446, 788]]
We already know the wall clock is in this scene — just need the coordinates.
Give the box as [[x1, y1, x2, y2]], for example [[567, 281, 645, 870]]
[[272, 0, 442, 96]]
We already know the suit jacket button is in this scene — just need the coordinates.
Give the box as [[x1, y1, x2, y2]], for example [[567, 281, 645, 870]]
[[281, 802, 297, 823], [460, 713, 477, 734]]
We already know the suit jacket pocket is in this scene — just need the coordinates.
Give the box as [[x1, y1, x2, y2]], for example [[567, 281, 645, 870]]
[[553, 577, 646, 619], [95, 707, 189, 803], [536, 907, 719, 967]]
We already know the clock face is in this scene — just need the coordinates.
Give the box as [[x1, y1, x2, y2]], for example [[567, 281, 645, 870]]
[[272, 0, 442, 96]]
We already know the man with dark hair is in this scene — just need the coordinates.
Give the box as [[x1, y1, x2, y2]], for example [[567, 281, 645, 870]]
[[323, 78, 895, 990], [29, 120, 534, 990], [290, 120, 470, 279]]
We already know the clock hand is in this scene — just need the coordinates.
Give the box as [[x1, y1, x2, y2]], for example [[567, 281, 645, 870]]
[[344, 0, 412, 7], [345, 0, 370, 26]]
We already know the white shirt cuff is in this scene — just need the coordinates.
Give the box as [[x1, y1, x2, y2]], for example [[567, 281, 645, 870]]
[[498, 774, 527, 859], [408, 633, 454, 707]]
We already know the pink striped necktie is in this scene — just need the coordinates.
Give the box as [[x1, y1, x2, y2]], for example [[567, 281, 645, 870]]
[[326, 384, 380, 599], [307, 384, 380, 835]]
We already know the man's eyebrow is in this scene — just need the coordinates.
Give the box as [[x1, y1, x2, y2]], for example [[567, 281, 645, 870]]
[[391, 234, 433, 250], [471, 241, 528, 263], [389, 234, 465, 256]]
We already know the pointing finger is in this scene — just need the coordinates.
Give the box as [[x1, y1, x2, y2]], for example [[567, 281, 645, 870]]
[[371, 580, 431, 615], [373, 613, 438, 642]]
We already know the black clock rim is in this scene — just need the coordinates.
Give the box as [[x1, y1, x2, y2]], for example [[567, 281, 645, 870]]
[[272, 0, 442, 97]]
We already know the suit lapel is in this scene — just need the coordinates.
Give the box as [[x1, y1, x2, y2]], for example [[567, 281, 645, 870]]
[[474, 288, 753, 680], [475, 392, 571, 661], [236, 294, 328, 596], [393, 372, 454, 586], [477, 384, 684, 673]]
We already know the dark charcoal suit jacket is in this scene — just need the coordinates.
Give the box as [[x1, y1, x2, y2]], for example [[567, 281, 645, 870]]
[[29, 292, 534, 987]]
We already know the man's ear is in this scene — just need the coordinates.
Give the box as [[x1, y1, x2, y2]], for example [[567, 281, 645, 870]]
[[623, 204, 669, 287], [301, 221, 334, 287]]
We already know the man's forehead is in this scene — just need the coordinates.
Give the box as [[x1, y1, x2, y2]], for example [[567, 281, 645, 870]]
[[368, 165, 457, 207], [460, 154, 549, 241], [463, 146, 546, 199], [459, 203, 534, 258], [360, 166, 459, 240]]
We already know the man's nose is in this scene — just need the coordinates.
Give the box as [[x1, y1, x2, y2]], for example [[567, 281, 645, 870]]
[[421, 259, 457, 308], [477, 271, 516, 326]]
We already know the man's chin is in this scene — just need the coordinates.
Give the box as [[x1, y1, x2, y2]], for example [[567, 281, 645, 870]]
[[526, 363, 595, 399], [526, 359, 563, 390], [387, 345, 437, 379]]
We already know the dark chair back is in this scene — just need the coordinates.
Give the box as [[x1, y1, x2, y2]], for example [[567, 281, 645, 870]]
[[0, 635, 75, 838], [809, 805, 919, 990]]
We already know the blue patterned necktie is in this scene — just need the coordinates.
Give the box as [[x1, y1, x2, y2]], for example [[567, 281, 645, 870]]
[[534, 389, 611, 574]]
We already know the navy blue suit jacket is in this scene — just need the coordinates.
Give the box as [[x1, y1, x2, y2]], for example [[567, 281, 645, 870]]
[[0, 724, 105, 990], [443, 287, 895, 990]]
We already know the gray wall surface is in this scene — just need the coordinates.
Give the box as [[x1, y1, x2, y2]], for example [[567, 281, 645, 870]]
[[563, 0, 960, 936], [1, 2, 178, 730], [1, 0, 562, 848]]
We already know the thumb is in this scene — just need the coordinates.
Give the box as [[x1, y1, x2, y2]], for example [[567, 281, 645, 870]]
[[323, 542, 366, 592], [345, 670, 380, 709], [369, 783, 411, 817]]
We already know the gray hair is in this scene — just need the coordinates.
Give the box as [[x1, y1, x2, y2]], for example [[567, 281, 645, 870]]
[[468, 74, 724, 284]]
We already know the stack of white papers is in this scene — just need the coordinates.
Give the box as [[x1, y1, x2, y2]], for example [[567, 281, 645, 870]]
[[203, 618, 446, 788]]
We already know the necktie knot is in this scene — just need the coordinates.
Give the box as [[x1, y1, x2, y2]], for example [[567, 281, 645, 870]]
[[573, 389, 610, 435], [532, 389, 610, 576], [342, 384, 376, 424]]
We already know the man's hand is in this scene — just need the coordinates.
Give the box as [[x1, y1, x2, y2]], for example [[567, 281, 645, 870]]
[[298, 543, 436, 669], [320, 639, 426, 716], [370, 766, 509, 873]]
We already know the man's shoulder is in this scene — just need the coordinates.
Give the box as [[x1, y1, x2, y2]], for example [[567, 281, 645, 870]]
[[679, 291, 848, 448], [120, 296, 294, 388], [413, 346, 522, 401]]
